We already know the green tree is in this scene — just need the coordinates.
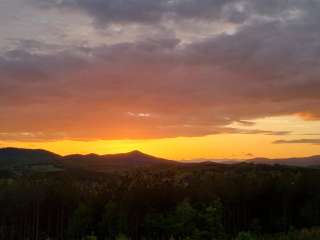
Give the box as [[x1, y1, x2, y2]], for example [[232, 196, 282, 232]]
[[195, 200, 225, 239], [68, 203, 93, 239], [82, 234, 97, 240], [99, 201, 119, 239], [234, 232, 257, 240], [115, 233, 129, 240], [173, 199, 197, 237]]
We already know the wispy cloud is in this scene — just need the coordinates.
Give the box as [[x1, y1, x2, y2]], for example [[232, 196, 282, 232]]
[[273, 139, 320, 145]]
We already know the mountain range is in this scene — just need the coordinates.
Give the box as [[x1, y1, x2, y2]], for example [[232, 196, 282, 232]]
[[0, 147, 179, 173], [0, 147, 320, 174]]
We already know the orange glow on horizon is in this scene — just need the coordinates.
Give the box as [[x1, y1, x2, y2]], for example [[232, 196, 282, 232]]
[[1, 116, 320, 161]]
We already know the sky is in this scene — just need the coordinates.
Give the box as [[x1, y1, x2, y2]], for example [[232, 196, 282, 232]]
[[1, 0, 320, 160]]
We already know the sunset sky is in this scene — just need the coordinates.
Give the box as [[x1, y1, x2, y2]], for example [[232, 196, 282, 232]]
[[1, 0, 320, 160]]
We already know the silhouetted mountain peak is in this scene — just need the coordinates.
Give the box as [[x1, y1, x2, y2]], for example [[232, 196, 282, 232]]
[[1, 147, 320, 173], [128, 150, 145, 155], [121, 150, 156, 159], [60, 150, 179, 172]]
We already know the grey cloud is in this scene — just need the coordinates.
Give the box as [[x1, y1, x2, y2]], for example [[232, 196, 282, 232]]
[[30, 0, 318, 27], [0, 46, 90, 83], [32, 0, 169, 25], [1, 25, 320, 140], [30, 0, 279, 25], [1, 0, 320, 140], [273, 139, 320, 145], [229, 129, 291, 136]]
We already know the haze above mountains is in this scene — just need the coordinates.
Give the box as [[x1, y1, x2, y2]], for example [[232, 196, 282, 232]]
[[0, 147, 320, 174]]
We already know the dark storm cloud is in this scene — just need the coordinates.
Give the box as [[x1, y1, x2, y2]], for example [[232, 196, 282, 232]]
[[1, 0, 320, 140]]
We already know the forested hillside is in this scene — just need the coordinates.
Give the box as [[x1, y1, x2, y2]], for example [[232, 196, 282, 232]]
[[1, 159, 320, 240]]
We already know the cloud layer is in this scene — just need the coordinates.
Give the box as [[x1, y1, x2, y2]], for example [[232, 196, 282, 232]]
[[1, 0, 320, 141], [274, 139, 320, 145]]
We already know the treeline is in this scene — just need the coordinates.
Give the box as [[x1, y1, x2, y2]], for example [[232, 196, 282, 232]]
[[1, 163, 320, 239], [234, 228, 320, 240]]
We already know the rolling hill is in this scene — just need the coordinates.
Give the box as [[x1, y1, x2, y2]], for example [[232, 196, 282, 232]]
[[0, 148, 179, 173], [61, 150, 180, 171], [247, 155, 320, 167], [1, 147, 320, 174], [0, 147, 60, 168]]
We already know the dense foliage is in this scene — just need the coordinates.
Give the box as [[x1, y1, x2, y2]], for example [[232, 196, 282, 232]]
[[1, 163, 320, 239]]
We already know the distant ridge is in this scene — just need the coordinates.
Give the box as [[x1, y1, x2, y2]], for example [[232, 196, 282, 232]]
[[62, 150, 180, 171], [0, 147, 179, 172], [0, 147, 320, 173], [247, 155, 320, 167], [187, 155, 320, 167]]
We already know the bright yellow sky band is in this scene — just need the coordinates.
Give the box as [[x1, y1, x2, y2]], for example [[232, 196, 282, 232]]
[[2, 116, 320, 161]]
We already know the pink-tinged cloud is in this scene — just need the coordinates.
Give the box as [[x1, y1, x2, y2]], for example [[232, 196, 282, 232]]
[[0, 0, 320, 141]]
